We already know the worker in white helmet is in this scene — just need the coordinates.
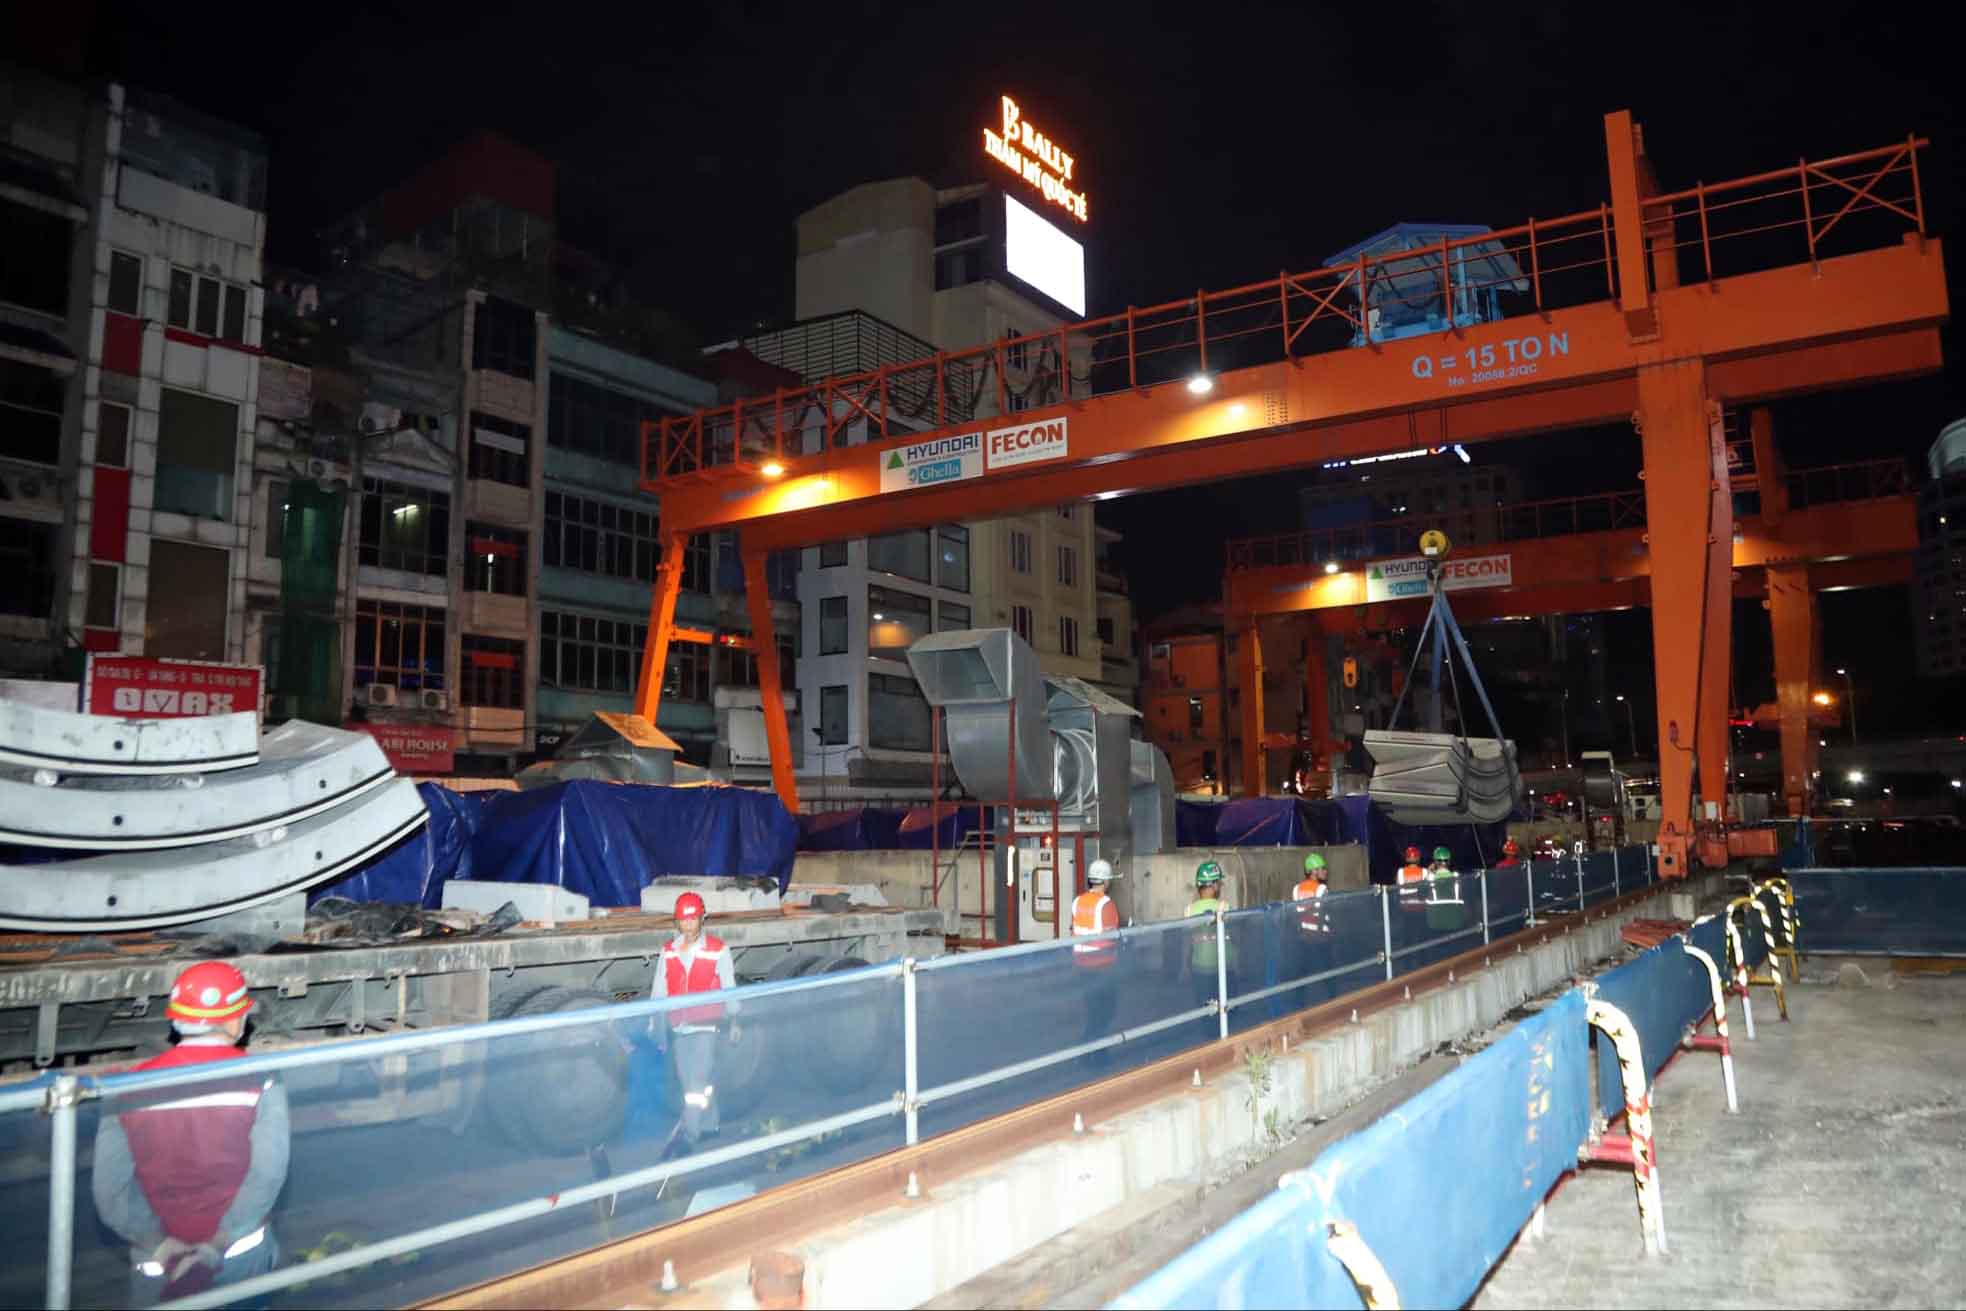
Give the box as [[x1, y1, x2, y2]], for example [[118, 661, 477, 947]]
[[1071, 858, 1123, 1064]]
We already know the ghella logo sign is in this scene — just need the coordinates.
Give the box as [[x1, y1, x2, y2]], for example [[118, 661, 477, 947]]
[[876, 419, 1070, 493]]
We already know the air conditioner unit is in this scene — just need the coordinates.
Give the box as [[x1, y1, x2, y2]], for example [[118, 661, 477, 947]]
[[306, 458, 330, 480], [364, 684, 398, 708], [420, 689, 449, 712]]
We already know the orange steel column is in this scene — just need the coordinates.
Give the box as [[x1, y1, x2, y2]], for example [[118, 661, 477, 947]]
[[740, 549, 800, 815], [1766, 563, 1816, 817], [1695, 399, 1736, 847], [1237, 619, 1265, 796], [1604, 110, 1659, 338], [1305, 631, 1333, 769], [1750, 408, 1787, 525], [1637, 362, 1729, 877], [632, 530, 690, 722]]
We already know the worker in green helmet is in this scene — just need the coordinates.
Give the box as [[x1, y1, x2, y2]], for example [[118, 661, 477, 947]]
[[1425, 844, 1465, 932], [1186, 861, 1234, 1011], [1293, 852, 1331, 937]]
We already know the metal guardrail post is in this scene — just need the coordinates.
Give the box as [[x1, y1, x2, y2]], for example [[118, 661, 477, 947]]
[[1380, 887, 1394, 980], [1576, 847, 1588, 914], [1527, 865, 1538, 929], [45, 1074, 80, 1311], [1613, 846, 1621, 898], [1481, 870, 1491, 945], [1216, 910, 1230, 1040], [902, 958, 920, 1146]]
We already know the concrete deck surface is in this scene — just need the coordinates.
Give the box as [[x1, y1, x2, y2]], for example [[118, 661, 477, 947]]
[[1475, 967, 1966, 1311]]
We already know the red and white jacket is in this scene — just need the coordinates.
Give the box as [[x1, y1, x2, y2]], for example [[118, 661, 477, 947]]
[[655, 932, 736, 1031], [92, 1038, 289, 1249]]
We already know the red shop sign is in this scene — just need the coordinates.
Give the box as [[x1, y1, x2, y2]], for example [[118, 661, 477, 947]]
[[83, 655, 264, 718], [349, 722, 457, 775]]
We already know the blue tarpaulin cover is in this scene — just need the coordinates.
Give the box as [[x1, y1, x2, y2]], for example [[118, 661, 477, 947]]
[[1211, 798, 1329, 846], [1787, 868, 1966, 955], [795, 806, 993, 851], [1115, 990, 1591, 1310], [317, 780, 799, 906]]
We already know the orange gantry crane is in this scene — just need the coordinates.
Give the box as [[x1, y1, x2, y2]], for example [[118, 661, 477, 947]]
[[634, 110, 1948, 879], [1222, 444, 1916, 819]]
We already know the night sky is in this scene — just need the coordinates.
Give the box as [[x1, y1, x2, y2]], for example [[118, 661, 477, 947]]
[[30, 0, 1966, 742]]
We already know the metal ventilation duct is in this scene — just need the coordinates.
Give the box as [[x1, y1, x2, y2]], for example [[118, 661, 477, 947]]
[[905, 628, 1055, 801]]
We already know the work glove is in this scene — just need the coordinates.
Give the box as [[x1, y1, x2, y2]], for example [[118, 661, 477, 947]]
[[149, 1237, 220, 1283]]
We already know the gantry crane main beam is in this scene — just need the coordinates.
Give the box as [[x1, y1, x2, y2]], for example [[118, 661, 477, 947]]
[[635, 112, 1947, 877], [1223, 486, 1916, 817]]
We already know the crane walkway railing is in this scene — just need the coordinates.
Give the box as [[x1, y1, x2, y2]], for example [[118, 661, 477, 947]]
[[644, 137, 1928, 488]]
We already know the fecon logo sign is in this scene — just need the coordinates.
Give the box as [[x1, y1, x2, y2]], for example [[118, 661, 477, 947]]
[[1363, 552, 1513, 603], [985, 417, 1069, 471]]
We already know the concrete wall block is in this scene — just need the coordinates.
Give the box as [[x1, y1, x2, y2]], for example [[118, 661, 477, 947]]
[[808, 1206, 938, 1310], [1270, 1050, 1310, 1122], [925, 1172, 1014, 1293], [1106, 1100, 1189, 1193]]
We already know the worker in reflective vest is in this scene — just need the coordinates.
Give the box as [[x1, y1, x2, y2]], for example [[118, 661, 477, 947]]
[[1496, 837, 1523, 868], [654, 891, 738, 1153], [1396, 845, 1428, 912], [91, 961, 288, 1307], [1293, 852, 1331, 936], [1071, 859, 1123, 1053], [1186, 861, 1235, 1010], [1426, 845, 1466, 931]]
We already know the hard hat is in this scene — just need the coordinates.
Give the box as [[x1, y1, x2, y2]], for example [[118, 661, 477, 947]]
[[673, 892, 706, 920], [1303, 852, 1328, 874], [1433, 846, 1453, 863], [1503, 837, 1521, 854], [1088, 858, 1115, 883], [166, 961, 253, 1025], [1404, 846, 1422, 863], [1195, 860, 1224, 886]]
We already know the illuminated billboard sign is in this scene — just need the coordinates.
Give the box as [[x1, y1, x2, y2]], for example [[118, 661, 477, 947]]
[[983, 96, 1088, 223], [1003, 194, 1086, 316]]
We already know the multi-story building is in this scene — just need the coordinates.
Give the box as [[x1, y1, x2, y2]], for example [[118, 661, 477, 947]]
[[245, 135, 799, 773], [1297, 457, 1524, 557], [1139, 610, 1229, 796], [1917, 417, 1966, 678], [726, 177, 1132, 793], [0, 69, 269, 682]]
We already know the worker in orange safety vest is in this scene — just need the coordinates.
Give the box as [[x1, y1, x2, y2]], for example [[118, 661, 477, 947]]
[[91, 960, 288, 1307], [1071, 859, 1123, 1058], [653, 891, 738, 1155], [1293, 852, 1331, 935], [1496, 837, 1523, 867], [1396, 844, 1428, 911]]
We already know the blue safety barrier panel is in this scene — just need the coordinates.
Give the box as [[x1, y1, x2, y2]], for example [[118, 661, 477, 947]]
[[1785, 868, 1966, 955], [1589, 917, 1724, 1120], [1114, 991, 1591, 1310]]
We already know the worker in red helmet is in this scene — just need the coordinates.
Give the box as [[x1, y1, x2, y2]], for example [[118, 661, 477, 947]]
[[1496, 838, 1523, 868], [1396, 844, 1428, 911], [90, 960, 288, 1306], [653, 891, 737, 1155]]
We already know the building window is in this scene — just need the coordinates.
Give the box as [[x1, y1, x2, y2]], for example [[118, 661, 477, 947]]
[[355, 600, 447, 691], [0, 360, 65, 466], [262, 480, 289, 560], [937, 524, 969, 592], [1151, 641, 1171, 663], [0, 199, 71, 316], [358, 478, 451, 575], [819, 684, 849, 746], [1189, 696, 1205, 735], [664, 641, 711, 702], [468, 411, 530, 487], [935, 247, 982, 291], [546, 372, 667, 465], [1057, 546, 1076, 587], [542, 491, 658, 582], [868, 584, 932, 658], [144, 540, 228, 660], [84, 563, 120, 630], [0, 517, 57, 618], [1059, 615, 1079, 657], [460, 634, 524, 707], [155, 388, 238, 520], [934, 197, 984, 246], [1097, 616, 1116, 646], [682, 533, 712, 593], [716, 644, 759, 688], [1011, 604, 1033, 643], [1005, 335, 1028, 371], [938, 600, 971, 632], [868, 672, 931, 752], [473, 296, 537, 379], [1058, 503, 1075, 521], [819, 540, 847, 568], [1009, 529, 1032, 574], [107, 251, 142, 316], [465, 523, 528, 596], [868, 528, 930, 582], [166, 266, 248, 345], [96, 401, 131, 468], [819, 595, 848, 655], [540, 610, 644, 694]]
